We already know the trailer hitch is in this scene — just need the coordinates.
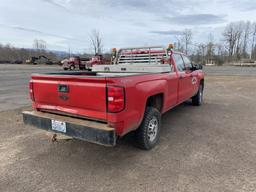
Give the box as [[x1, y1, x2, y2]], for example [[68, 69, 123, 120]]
[[52, 133, 57, 142], [46, 132, 73, 142]]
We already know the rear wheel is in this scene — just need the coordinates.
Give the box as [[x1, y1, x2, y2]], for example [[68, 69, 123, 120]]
[[192, 83, 203, 106], [70, 65, 75, 70], [135, 107, 161, 150]]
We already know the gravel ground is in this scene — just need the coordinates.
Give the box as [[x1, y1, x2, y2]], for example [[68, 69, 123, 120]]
[[0, 64, 256, 192], [204, 65, 256, 76]]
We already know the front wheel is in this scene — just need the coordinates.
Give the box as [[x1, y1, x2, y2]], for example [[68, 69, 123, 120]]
[[192, 84, 203, 106], [135, 107, 161, 150]]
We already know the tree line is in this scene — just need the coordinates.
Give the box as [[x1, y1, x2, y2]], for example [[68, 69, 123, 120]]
[[0, 39, 62, 63], [0, 30, 103, 64], [175, 21, 256, 65], [0, 21, 256, 65]]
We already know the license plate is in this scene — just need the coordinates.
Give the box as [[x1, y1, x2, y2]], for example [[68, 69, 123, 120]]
[[51, 120, 66, 133]]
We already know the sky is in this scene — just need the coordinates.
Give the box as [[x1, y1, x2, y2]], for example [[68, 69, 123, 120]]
[[0, 0, 256, 53]]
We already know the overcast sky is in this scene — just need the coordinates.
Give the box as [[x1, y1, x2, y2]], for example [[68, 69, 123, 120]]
[[0, 0, 256, 53]]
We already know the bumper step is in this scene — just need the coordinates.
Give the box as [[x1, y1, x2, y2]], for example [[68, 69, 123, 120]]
[[22, 111, 116, 146]]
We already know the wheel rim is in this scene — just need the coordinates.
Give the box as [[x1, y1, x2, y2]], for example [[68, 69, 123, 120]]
[[199, 86, 203, 104], [147, 116, 158, 142]]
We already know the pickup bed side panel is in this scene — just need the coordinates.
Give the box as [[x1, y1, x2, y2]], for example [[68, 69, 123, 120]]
[[107, 75, 171, 136]]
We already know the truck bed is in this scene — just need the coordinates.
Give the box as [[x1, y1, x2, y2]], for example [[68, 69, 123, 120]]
[[37, 62, 172, 77], [34, 71, 142, 77], [30, 70, 168, 123]]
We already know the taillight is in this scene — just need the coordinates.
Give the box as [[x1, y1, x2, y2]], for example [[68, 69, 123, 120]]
[[107, 86, 125, 113], [29, 80, 35, 101]]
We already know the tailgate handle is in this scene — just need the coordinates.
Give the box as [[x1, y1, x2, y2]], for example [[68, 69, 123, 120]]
[[58, 84, 69, 93]]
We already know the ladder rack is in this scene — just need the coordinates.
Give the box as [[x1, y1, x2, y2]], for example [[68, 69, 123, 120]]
[[92, 46, 172, 73], [115, 46, 167, 65]]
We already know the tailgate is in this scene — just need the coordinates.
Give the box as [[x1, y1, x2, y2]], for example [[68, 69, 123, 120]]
[[31, 75, 107, 121]]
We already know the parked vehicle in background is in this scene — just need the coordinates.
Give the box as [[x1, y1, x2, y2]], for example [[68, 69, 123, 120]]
[[0, 60, 11, 64], [60, 58, 68, 66], [85, 54, 109, 69], [13, 60, 23, 64], [26, 57, 37, 64], [62, 56, 89, 70], [35, 56, 53, 65], [26, 56, 53, 65], [23, 44, 204, 150], [62, 55, 109, 71], [0, 60, 22, 64]]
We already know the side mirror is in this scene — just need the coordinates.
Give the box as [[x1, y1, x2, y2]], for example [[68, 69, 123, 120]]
[[190, 64, 203, 71], [198, 64, 203, 70]]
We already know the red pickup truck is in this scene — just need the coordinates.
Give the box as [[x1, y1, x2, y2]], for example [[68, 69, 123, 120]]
[[62, 55, 108, 70], [23, 45, 204, 150]]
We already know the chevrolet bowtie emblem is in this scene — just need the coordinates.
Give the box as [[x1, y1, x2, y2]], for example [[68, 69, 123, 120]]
[[59, 94, 69, 101]]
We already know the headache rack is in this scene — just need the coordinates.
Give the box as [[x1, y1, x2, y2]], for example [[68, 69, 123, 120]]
[[92, 46, 172, 73], [115, 46, 167, 65]]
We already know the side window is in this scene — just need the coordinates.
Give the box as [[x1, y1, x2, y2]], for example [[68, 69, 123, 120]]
[[172, 54, 185, 72], [182, 56, 193, 69]]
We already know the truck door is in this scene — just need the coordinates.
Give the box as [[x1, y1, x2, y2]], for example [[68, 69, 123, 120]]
[[165, 62, 179, 109], [182, 55, 198, 97], [172, 53, 192, 103]]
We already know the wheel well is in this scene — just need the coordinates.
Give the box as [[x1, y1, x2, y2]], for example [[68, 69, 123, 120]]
[[146, 94, 163, 112]]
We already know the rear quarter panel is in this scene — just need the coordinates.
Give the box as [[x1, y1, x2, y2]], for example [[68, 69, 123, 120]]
[[106, 73, 169, 136]]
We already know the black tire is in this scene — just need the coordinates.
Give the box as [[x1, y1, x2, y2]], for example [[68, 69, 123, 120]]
[[192, 83, 203, 106], [135, 107, 161, 150], [70, 65, 75, 70]]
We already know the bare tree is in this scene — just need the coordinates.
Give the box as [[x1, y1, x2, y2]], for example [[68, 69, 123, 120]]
[[206, 33, 215, 63], [33, 39, 46, 50], [196, 43, 207, 64], [0, 43, 60, 63], [223, 22, 245, 60], [235, 22, 244, 59], [242, 21, 251, 58], [90, 29, 103, 55], [216, 43, 225, 56], [182, 29, 193, 55], [223, 23, 236, 57], [251, 23, 256, 59], [174, 36, 184, 52]]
